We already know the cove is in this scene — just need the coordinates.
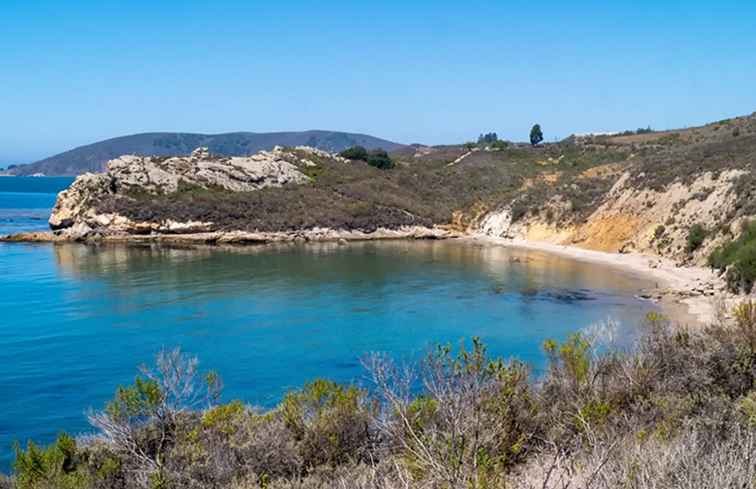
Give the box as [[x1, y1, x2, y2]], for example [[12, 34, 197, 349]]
[[0, 239, 657, 469]]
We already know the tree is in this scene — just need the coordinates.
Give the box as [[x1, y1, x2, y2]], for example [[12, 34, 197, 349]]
[[530, 124, 543, 146], [477, 132, 498, 145]]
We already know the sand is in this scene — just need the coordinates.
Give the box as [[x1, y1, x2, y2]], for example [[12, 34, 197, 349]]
[[469, 235, 731, 326]]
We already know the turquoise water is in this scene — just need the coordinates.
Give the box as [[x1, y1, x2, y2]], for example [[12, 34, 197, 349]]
[[0, 178, 657, 471], [0, 176, 74, 235]]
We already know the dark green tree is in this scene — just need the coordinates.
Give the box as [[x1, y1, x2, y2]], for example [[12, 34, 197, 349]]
[[529, 124, 543, 146], [477, 132, 498, 145]]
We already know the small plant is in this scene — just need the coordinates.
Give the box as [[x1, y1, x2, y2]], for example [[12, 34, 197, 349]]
[[490, 139, 509, 150], [281, 379, 373, 466], [733, 300, 756, 354], [686, 223, 707, 252], [543, 332, 592, 390], [654, 225, 666, 239], [14, 433, 89, 489]]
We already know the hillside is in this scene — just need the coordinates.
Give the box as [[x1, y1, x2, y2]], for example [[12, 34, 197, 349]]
[[8, 131, 404, 176], [6, 112, 756, 294]]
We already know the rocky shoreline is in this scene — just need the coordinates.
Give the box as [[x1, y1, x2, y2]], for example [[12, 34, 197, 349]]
[[0, 225, 458, 245]]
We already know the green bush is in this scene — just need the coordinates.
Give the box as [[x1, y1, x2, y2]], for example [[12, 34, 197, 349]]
[[686, 223, 707, 252], [366, 149, 394, 170], [14, 433, 89, 489], [709, 221, 756, 293], [281, 379, 373, 466], [339, 146, 394, 169], [490, 139, 509, 150], [338, 145, 369, 161]]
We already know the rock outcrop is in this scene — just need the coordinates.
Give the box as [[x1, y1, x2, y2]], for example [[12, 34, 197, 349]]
[[39, 146, 454, 243], [48, 146, 311, 236], [107, 146, 309, 194]]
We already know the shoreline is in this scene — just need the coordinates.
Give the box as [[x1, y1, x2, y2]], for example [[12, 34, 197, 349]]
[[2, 227, 734, 325], [0, 226, 459, 245], [467, 235, 729, 326]]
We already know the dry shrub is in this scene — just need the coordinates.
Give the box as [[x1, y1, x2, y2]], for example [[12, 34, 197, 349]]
[[513, 424, 756, 489], [365, 338, 538, 488]]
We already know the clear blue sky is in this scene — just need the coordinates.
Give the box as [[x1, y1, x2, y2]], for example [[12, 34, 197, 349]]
[[2, 0, 755, 164]]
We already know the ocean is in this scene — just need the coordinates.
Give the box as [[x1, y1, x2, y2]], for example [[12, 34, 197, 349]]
[[0, 177, 657, 470]]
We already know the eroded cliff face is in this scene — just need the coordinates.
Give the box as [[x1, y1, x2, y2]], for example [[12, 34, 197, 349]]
[[475, 169, 749, 265]]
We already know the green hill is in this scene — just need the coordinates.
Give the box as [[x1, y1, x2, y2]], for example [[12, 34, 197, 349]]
[[9, 131, 404, 176]]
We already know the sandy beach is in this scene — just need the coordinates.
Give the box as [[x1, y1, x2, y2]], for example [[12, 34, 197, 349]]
[[469, 235, 733, 326]]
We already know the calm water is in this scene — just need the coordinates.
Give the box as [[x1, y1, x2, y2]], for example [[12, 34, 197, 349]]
[[0, 176, 74, 235], [0, 178, 657, 471]]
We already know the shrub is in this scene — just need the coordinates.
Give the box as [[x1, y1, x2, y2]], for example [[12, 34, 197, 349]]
[[490, 139, 509, 150], [709, 221, 756, 293], [88, 347, 223, 488], [686, 223, 707, 252], [365, 338, 537, 487], [14, 433, 89, 489], [366, 149, 394, 170], [281, 379, 373, 467], [338, 146, 368, 161], [653, 225, 665, 239], [543, 333, 592, 390], [8, 316, 756, 489]]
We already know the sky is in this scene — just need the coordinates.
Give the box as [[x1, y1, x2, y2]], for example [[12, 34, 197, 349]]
[[1, 0, 755, 164]]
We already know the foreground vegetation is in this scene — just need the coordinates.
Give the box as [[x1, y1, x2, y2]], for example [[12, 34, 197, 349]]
[[4, 304, 756, 489]]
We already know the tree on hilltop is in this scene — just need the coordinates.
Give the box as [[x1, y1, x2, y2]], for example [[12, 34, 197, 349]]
[[530, 124, 543, 146]]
